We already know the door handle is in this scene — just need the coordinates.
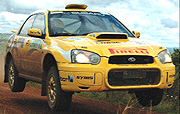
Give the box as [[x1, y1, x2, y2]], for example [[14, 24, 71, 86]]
[[14, 39, 18, 44], [26, 40, 30, 46]]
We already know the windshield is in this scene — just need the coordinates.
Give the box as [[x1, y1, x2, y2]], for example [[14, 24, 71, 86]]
[[49, 11, 135, 37]]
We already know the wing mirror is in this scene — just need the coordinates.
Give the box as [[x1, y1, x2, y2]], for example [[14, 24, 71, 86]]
[[28, 29, 43, 37], [132, 31, 140, 38], [12, 30, 17, 33]]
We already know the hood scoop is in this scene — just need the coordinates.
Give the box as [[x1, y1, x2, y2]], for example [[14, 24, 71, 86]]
[[87, 32, 128, 40]]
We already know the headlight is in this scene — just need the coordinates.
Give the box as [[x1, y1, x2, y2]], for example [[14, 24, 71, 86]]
[[158, 50, 172, 64], [71, 50, 101, 65]]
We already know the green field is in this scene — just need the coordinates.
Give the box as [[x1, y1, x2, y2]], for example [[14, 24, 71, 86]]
[[0, 33, 179, 114], [0, 33, 11, 53]]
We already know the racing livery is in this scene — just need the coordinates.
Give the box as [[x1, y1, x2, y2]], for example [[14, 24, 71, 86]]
[[4, 4, 175, 111]]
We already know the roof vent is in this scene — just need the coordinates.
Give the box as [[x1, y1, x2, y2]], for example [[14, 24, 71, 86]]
[[65, 4, 87, 9]]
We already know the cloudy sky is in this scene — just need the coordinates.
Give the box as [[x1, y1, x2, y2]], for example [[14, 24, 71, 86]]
[[0, 0, 179, 47]]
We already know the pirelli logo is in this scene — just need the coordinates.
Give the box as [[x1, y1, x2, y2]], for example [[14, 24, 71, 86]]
[[108, 48, 149, 54]]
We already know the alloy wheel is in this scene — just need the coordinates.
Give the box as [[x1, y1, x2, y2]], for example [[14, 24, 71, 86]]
[[48, 76, 57, 104], [8, 64, 15, 87]]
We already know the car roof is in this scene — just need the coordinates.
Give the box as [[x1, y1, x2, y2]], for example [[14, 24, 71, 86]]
[[30, 4, 107, 15]]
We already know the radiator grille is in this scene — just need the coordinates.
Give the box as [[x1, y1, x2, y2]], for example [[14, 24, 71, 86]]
[[109, 55, 154, 64], [108, 69, 160, 86]]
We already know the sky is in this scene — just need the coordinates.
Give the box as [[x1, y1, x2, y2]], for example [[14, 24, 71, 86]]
[[0, 0, 179, 47]]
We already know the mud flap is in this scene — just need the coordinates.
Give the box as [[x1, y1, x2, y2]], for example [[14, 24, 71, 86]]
[[4, 64, 8, 83], [41, 71, 47, 96]]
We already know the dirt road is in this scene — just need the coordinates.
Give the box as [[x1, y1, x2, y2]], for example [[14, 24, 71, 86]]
[[0, 83, 122, 114], [0, 53, 4, 82], [0, 83, 162, 114], [0, 53, 162, 114], [0, 53, 121, 114]]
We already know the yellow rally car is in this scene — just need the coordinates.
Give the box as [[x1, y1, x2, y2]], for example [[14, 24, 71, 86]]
[[4, 4, 175, 111]]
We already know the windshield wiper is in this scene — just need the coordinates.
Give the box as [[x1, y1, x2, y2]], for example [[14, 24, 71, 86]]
[[51, 33, 81, 36], [80, 31, 103, 36]]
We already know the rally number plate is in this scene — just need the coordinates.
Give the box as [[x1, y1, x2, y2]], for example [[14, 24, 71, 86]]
[[123, 70, 146, 79]]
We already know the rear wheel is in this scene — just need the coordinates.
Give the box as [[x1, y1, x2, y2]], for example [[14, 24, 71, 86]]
[[135, 89, 164, 107], [7, 58, 26, 92], [46, 66, 72, 111]]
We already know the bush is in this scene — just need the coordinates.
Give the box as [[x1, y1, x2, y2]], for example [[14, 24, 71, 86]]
[[171, 48, 180, 66], [162, 48, 180, 113]]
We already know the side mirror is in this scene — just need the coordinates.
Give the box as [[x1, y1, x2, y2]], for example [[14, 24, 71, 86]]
[[28, 29, 42, 37], [12, 30, 17, 33], [132, 31, 140, 38]]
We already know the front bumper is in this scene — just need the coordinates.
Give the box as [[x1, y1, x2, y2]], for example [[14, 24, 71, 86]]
[[58, 57, 175, 92]]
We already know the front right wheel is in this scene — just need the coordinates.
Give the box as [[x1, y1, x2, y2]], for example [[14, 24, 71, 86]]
[[46, 66, 72, 111], [135, 89, 164, 107]]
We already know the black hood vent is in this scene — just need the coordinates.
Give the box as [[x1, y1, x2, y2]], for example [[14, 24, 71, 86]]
[[96, 34, 128, 39]]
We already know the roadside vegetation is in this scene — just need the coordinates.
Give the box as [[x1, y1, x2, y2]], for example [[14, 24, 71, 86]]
[[0, 33, 179, 113], [0, 33, 10, 53]]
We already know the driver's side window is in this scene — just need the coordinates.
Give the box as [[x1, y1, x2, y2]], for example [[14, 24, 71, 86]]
[[32, 14, 45, 35], [19, 14, 45, 37], [19, 15, 36, 36]]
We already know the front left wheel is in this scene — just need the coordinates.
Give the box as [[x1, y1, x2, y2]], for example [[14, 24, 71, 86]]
[[7, 58, 26, 92], [46, 66, 72, 111]]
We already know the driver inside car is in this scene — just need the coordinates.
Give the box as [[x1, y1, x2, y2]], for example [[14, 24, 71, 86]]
[[50, 19, 64, 35]]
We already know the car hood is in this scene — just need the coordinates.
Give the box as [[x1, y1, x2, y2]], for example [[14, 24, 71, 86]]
[[53, 33, 166, 57]]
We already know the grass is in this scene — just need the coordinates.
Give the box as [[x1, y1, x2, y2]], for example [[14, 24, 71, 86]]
[[26, 81, 42, 89], [74, 91, 179, 114], [75, 91, 136, 105]]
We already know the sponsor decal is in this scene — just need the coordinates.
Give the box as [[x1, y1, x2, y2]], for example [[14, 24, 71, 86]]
[[68, 75, 73, 82], [8, 34, 15, 51], [11, 43, 18, 56], [76, 76, 93, 80], [96, 41, 120, 44], [18, 38, 25, 48], [97, 87, 102, 91], [27, 49, 38, 56], [81, 46, 87, 49], [60, 77, 68, 82], [30, 39, 43, 49], [51, 11, 106, 16], [64, 37, 87, 41], [69, 12, 106, 16], [49, 46, 71, 62], [60, 76, 74, 82], [30, 30, 41, 34], [109, 48, 149, 54], [26, 39, 43, 56]]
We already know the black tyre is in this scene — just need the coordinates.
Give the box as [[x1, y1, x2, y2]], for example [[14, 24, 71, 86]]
[[46, 66, 72, 111], [7, 58, 26, 92], [135, 89, 164, 107]]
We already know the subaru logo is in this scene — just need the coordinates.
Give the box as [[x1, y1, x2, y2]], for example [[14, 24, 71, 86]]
[[128, 57, 136, 62]]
